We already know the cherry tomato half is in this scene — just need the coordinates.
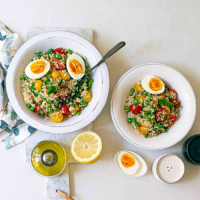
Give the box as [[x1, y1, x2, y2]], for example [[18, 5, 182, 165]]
[[60, 104, 70, 116], [155, 108, 168, 122], [129, 105, 142, 114], [168, 89, 178, 99], [54, 48, 66, 55], [53, 58, 66, 70], [35, 104, 45, 116], [169, 114, 177, 123], [56, 86, 70, 98], [170, 99, 180, 109]]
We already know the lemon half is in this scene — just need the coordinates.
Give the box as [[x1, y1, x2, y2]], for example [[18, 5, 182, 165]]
[[71, 131, 102, 164]]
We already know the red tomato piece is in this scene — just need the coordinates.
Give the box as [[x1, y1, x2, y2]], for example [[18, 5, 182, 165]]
[[168, 89, 178, 99], [56, 86, 70, 98], [53, 58, 66, 70], [54, 48, 66, 55], [170, 99, 180, 109], [35, 104, 45, 116], [60, 104, 70, 116], [169, 114, 177, 123], [129, 105, 142, 114], [155, 108, 168, 122]]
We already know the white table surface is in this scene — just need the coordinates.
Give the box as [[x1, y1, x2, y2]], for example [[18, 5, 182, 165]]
[[0, 0, 200, 200]]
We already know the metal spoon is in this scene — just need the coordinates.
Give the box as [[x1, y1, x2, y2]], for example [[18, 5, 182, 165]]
[[61, 41, 126, 103]]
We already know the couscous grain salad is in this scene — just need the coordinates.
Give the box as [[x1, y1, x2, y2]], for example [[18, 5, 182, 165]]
[[124, 75, 182, 138], [20, 47, 93, 123]]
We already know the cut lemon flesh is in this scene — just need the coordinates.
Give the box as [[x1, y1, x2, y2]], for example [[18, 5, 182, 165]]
[[71, 131, 102, 164]]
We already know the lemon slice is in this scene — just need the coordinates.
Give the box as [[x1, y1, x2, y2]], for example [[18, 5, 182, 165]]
[[71, 131, 102, 164]]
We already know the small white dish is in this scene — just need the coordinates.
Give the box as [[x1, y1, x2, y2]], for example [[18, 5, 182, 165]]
[[114, 150, 147, 177], [152, 153, 185, 184], [111, 63, 196, 150], [6, 31, 109, 134]]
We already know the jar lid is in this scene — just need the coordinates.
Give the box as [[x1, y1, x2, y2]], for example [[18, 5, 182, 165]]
[[30, 141, 67, 177]]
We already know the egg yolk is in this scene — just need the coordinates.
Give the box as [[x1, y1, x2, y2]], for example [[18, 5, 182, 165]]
[[121, 154, 135, 168], [30, 60, 46, 74], [149, 78, 163, 91], [69, 59, 83, 74]]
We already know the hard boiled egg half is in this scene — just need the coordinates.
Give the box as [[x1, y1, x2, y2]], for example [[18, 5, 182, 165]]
[[141, 75, 165, 94], [118, 152, 139, 175], [25, 59, 50, 79], [67, 54, 85, 80]]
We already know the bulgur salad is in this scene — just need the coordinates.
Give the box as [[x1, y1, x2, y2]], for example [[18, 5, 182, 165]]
[[20, 47, 93, 123], [124, 75, 182, 138]]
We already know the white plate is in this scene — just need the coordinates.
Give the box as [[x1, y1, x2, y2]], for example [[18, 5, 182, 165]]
[[6, 31, 109, 134], [114, 150, 147, 177], [111, 63, 196, 150]]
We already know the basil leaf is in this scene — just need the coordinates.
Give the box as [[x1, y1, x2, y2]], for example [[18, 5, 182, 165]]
[[158, 99, 165, 105], [34, 52, 43, 57], [165, 100, 174, 108], [47, 86, 58, 95]]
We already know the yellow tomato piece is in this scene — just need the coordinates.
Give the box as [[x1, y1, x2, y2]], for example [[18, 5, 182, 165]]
[[158, 93, 166, 99], [34, 80, 42, 91], [51, 71, 60, 79], [136, 83, 144, 92], [51, 111, 63, 123], [71, 104, 79, 115], [152, 101, 158, 107], [60, 71, 70, 80], [163, 105, 170, 113], [137, 95, 145, 102], [139, 125, 148, 134], [81, 91, 92, 103]]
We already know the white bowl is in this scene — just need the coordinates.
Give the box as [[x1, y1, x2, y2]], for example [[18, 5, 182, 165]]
[[111, 63, 196, 150], [6, 31, 109, 134]]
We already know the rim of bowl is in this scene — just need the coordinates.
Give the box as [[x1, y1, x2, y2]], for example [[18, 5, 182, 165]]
[[111, 63, 197, 150], [155, 153, 185, 184], [6, 31, 109, 133], [185, 134, 200, 165], [29, 140, 67, 178]]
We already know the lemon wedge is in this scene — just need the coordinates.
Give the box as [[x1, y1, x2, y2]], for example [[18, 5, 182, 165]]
[[71, 131, 102, 164]]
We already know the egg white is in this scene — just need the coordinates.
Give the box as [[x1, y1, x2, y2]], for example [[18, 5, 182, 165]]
[[118, 152, 139, 175], [141, 75, 165, 94], [67, 54, 85, 80], [25, 59, 50, 79]]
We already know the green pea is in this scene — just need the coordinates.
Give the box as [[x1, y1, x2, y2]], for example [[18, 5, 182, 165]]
[[150, 112, 154, 116], [162, 130, 166, 133], [86, 64, 89, 68], [38, 103, 42, 106], [61, 82, 66, 86], [72, 89, 76, 93], [88, 83, 92, 88], [155, 132, 159, 135], [144, 110, 150, 115], [70, 77, 73, 80], [26, 104, 31, 108], [30, 86, 34, 91], [130, 88, 135, 93], [57, 54, 62, 59], [161, 115, 165, 119], [164, 88, 168, 93], [46, 103, 50, 108], [153, 128, 157, 131], [48, 49, 54, 54], [31, 59, 33, 62], [167, 95, 170, 99], [76, 111, 80, 116], [30, 107, 34, 111], [135, 122, 139, 127], [80, 101, 84, 105], [148, 94, 153, 98], [20, 77, 25, 80], [33, 101, 36, 104], [34, 92, 38, 96], [76, 93, 80, 98], [133, 99, 138, 104], [83, 79, 87, 83], [150, 98, 153, 101], [48, 81, 52, 85], [139, 114, 143, 118], [46, 74, 51, 78], [49, 109, 53, 114], [71, 104, 75, 108], [76, 80, 80, 85], [68, 50, 72, 54], [48, 100, 52, 104], [160, 123, 163, 126], [144, 91, 148, 95], [145, 100, 149, 105], [152, 119, 156, 123], [90, 79, 94, 83], [84, 103, 87, 107], [40, 95, 44, 99], [144, 134, 148, 138], [52, 54, 56, 59], [26, 78, 30, 82], [40, 111, 44, 116], [54, 107, 58, 111], [44, 77, 48, 82], [131, 118, 136, 122], [127, 118, 132, 123], [150, 105, 153, 108], [31, 82, 35, 86], [157, 124, 160, 128]]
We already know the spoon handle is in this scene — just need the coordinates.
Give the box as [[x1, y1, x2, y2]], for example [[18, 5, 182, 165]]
[[87, 41, 126, 74], [56, 190, 73, 200]]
